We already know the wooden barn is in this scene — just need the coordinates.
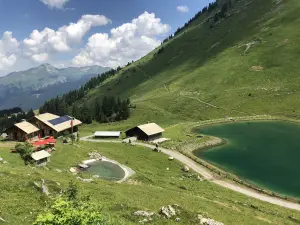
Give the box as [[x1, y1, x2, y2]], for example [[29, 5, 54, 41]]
[[30, 113, 82, 137], [6, 121, 40, 142], [125, 123, 165, 141]]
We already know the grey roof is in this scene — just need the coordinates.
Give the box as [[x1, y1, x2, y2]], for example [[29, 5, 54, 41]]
[[31, 150, 51, 161], [94, 131, 121, 137]]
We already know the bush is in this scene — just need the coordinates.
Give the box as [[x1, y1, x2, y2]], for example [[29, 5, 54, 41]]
[[33, 181, 112, 225], [15, 142, 34, 165]]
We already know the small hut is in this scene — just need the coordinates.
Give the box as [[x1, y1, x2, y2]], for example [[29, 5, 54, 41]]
[[31, 150, 51, 166], [6, 121, 40, 141], [125, 123, 165, 141]]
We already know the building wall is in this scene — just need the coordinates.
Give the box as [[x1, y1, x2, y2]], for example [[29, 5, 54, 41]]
[[125, 127, 162, 141], [7, 127, 38, 142]]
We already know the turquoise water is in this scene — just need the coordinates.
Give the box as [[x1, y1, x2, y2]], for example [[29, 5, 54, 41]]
[[86, 161, 125, 181], [193, 121, 300, 197]]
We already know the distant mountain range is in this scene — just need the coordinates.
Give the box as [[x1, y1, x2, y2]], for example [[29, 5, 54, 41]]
[[0, 64, 110, 110]]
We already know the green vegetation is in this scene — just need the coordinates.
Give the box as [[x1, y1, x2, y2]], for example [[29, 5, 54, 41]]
[[33, 182, 111, 225], [2, 0, 300, 224], [0, 108, 35, 133], [15, 142, 34, 165], [1, 141, 300, 224]]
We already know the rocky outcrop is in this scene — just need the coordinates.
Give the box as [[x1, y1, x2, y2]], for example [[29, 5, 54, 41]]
[[198, 214, 224, 225], [133, 211, 154, 217], [183, 166, 190, 172], [160, 205, 180, 218], [76, 177, 93, 183], [88, 151, 102, 160]]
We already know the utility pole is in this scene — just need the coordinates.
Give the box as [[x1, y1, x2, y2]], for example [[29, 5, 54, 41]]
[[71, 117, 74, 145]]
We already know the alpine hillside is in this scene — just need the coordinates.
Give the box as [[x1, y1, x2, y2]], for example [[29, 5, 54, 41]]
[[72, 0, 299, 126], [0, 64, 110, 110]]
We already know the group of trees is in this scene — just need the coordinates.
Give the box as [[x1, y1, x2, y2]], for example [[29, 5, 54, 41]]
[[71, 96, 131, 124], [39, 65, 133, 125], [39, 68, 120, 116], [0, 108, 35, 133]]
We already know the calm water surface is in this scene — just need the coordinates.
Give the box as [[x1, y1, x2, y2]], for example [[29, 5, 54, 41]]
[[193, 121, 300, 197], [86, 160, 125, 181]]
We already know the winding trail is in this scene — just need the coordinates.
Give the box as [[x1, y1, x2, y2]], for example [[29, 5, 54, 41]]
[[80, 136, 300, 211]]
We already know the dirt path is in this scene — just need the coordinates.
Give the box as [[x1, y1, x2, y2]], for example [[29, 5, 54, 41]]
[[80, 136, 300, 211]]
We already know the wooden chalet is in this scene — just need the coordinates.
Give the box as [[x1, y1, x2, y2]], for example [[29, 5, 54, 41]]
[[6, 121, 40, 142], [30, 113, 82, 137], [125, 123, 165, 141]]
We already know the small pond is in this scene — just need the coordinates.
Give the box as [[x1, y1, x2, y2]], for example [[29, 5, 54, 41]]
[[85, 160, 125, 181], [193, 121, 300, 198]]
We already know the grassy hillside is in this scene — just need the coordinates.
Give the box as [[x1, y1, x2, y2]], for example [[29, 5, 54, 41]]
[[77, 0, 300, 125], [1, 141, 300, 224]]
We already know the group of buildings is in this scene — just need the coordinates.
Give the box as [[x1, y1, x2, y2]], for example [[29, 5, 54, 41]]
[[94, 122, 165, 142], [6, 112, 165, 143], [6, 113, 82, 142]]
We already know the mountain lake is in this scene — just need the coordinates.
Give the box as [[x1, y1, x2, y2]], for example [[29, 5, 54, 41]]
[[193, 121, 300, 198]]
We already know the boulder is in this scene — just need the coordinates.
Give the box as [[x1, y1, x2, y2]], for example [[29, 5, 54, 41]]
[[183, 166, 190, 172], [55, 169, 62, 173], [168, 157, 174, 161], [198, 214, 224, 225], [160, 205, 177, 218], [70, 167, 78, 173], [133, 211, 154, 217], [76, 177, 93, 183]]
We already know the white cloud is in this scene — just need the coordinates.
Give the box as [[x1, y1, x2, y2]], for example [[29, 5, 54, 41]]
[[0, 31, 19, 70], [72, 11, 170, 68], [23, 14, 111, 63], [176, 5, 189, 13], [40, 0, 70, 9]]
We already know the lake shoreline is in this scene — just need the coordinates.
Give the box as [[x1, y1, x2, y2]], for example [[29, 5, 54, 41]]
[[185, 118, 300, 204]]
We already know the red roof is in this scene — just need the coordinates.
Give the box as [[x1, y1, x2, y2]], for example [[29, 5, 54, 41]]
[[32, 137, 56, 147]]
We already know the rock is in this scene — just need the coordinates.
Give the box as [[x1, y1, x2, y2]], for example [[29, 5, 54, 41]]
[[166, 167, 169, 171], [198, 214, 224, 225], [41, 179, 50, 195], [175, 217, 181, 222], [183, 166, 190, 172], [153, 147, 161, 152], [133, 211, 154, 217], [70, 167, 78, 173], [88, 151, 102, 160], [33, 181, 41, 188], [92, 175, 100, 178], [76, 177, 93, 183], [139, 218, 149, 223], [197, 176, 204, 181], [168, 157, 174, 161], [55, 169, 62, 173], [160, 205, 177, 218]]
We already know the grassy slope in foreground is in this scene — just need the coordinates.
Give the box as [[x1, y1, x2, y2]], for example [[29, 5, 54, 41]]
[[1, 141, 300, 225], [78, 0, 300, 126]]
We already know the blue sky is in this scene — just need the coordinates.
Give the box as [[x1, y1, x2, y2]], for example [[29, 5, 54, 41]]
[[0, 0, 214, 76]]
